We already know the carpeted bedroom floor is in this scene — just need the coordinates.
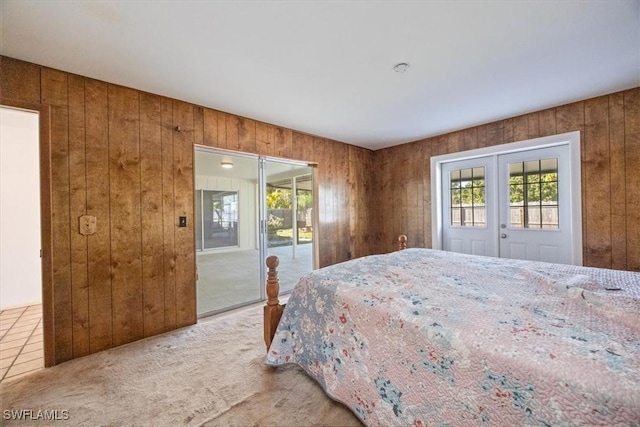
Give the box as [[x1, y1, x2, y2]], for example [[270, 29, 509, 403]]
[[0, 302, 362, 426]]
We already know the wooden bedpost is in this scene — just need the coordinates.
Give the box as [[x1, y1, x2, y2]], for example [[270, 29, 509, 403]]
[[264, 255, 284, 350], [398, 234, 407, 250]]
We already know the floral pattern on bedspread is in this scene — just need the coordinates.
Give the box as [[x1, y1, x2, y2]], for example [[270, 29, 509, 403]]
[[265, 249, 640, 426]]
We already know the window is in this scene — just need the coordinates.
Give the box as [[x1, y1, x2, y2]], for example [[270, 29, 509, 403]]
[[508, 158, 559, 229], [450, 167, 485, 227], [196, 190, 239, 250]]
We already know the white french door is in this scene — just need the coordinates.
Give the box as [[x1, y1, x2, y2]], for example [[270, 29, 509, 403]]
[[441, 157, 497, 256], [440, 142, 578, 264], [498, 145, 572, 264]]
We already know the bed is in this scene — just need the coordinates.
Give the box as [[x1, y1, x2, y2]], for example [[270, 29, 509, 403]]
[[263, 236, 640, 426]]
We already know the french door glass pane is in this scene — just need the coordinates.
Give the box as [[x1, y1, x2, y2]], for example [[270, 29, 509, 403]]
[[449, 166, 485, 227], [508, 157, 559, 229]]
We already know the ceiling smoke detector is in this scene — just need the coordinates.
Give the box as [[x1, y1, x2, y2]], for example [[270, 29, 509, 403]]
[[393, 62, 409, 73]]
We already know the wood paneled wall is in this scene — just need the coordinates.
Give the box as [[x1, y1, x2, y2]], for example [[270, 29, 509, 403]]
[[2, 54, 636, 364], [372, 88, 640, 272], [1, 56, 375, 364]]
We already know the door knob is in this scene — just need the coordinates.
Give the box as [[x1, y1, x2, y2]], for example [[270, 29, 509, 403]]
[[500, 233, 507, 239]]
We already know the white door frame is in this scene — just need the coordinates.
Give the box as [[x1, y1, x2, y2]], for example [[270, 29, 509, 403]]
[[430, 131, 583, 265]]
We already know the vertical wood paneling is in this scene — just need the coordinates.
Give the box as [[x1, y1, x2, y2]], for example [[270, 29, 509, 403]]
[[513, 115, 529, 142], [431, 135, 448, 157], [463, 128, 478, 151], [503, 118, 514, 143], [526, 112, 540, 139], [202, 108, 218, 148], [556, 101, 586, 262], [84, 79, 112, 353], [422, 140, 433, 248], [393, 144, 408, 248], [538, 108, 557, 137], [68, 75, 89, 357], [256, 122, 272, 155], [406, 142, 422, 249], [348, 146, 374, 258], [372, 149, 388, 253], [556, 102, 584, 134], [140, 93, 165, 337], [217, 111, 228, 149], [0, 56, 41, 103], [161, 97, 177, 330], [318, 137, 337, 266], [37, 102, 54, 366], [624, 89, 640, 271], [238, 116, 256, 154], [292, 131, 315, 162], [108, 85, 143, 347], [41, 68, 73, 362], [226, 114, 239, 151], [193, 106, 204, 146], [314, 137, 329, 266], [584, 97, 612, 267], [447, 131, 464, 153], [274, 127, 293, 159], [609, 92, 627, 270], [476, 125, 488, 148], [335, 140, 350, 263], [172, 101, 196, 327], [485, 121, 505, 146]]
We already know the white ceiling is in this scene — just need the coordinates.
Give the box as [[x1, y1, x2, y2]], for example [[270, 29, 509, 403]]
[[1, 1, 638, 150]]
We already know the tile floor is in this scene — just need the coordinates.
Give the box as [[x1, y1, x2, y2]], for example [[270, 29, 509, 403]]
[[0, 304, 43, 383]]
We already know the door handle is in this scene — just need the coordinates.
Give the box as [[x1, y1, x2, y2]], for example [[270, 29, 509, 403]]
[[500, 233, 507, 239]]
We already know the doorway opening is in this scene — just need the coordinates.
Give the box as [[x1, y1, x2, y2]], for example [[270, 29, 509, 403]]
[[0, 107, 44, 381]]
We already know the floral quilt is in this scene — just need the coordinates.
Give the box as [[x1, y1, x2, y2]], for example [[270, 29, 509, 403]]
[[265, 249, 640, 426]]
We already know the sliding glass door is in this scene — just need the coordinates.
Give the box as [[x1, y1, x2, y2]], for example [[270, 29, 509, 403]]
[[195, 150, 260, 316], [265, 160, 314, 294], [195, 148, 315, 317]]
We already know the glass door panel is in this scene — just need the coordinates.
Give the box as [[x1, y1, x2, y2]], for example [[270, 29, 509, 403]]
[[265, 160, 314, 294], [195, 149, 261, 316]]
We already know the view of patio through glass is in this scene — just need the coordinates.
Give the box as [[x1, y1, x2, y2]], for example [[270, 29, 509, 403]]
[[508, 157, 559, 229], [266, 166, 314, 294], [450, 166, 486, 227]]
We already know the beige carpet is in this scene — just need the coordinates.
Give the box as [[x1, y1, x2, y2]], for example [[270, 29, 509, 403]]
[[0, 303, 362, 426]]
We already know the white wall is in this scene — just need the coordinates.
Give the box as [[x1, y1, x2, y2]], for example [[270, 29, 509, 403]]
[[0, 107, 42, 309], [195, 175, 257, 252]]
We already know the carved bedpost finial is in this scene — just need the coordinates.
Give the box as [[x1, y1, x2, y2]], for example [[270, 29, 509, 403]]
[[266, 255, 280, 306], [265, 255, 283, 349], [398, 234, 407, 251]]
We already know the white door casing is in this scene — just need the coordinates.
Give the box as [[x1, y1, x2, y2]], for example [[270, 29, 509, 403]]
[[431, 131, 582, 265]]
